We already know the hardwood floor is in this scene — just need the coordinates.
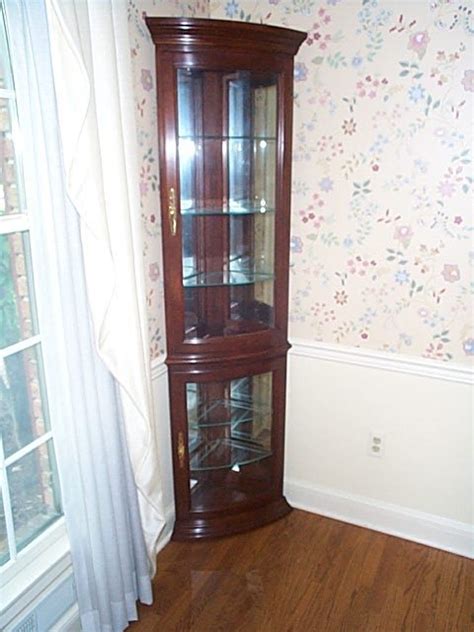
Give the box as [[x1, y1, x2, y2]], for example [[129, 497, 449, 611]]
[[129, 510, 473, 632]]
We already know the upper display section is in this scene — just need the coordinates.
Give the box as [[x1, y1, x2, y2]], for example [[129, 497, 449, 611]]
[[147, 18, 306, 360]]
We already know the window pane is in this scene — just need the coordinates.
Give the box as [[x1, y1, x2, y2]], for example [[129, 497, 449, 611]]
[[0, 232, 38, 349], [7, 440, 62, 554], [1, 345, 50, 458], [0, 489, 9, 565], [0, 7, 13, 91], [0, 97, 24, 215]]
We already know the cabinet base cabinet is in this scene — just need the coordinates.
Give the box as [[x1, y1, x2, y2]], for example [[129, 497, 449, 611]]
[[146, 18, 306, 541], [173, 497, 292, 541], [168, 354, 291, 540]]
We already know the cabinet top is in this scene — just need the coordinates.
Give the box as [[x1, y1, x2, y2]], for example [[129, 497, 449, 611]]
[[145, 17, 306, 56]]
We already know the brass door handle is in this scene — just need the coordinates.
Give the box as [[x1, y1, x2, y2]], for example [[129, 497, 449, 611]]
[[168, 187, 177, 236], [177, 431, 185, 469]]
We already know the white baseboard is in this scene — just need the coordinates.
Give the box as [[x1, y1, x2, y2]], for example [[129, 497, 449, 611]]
[[285, 478, 473, 559]]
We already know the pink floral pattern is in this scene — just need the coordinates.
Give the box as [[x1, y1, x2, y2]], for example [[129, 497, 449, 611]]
[[407, 30, 430, 59], [461, 69, 474, 92], [210, 0, 473, 364]]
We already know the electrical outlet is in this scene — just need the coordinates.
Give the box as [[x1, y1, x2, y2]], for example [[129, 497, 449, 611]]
[[368, 431, 384, 457]]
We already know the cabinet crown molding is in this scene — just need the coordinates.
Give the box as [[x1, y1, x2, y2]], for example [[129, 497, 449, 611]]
[[145, 17, 306, 56]]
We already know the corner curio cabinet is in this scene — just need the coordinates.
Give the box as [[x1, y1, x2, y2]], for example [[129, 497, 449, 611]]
[[146, 18, 306, 540]]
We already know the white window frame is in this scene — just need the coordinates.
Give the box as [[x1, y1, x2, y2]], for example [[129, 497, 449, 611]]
[[0, 9, 71, 626]]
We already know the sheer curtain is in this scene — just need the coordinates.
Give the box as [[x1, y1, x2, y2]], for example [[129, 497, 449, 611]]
[[44, 0, 166, 564], [6, 0, 162, 630]]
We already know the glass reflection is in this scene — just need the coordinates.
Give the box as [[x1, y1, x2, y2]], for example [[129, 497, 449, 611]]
[[186, 373, 273, 512], [177, 69, 278, 340], [8, 441, 62, 554], [1, 345, 50, 458]]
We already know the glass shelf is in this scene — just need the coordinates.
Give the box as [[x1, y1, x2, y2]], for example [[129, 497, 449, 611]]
[[179, 134, 276, 141], [186, 372, 274, 509], [189, 436, 272, 472], [184, 316, 272, 339], [189, 396, 270, 429], [181, 204, 275, 216], [183, 268, 274, 288]]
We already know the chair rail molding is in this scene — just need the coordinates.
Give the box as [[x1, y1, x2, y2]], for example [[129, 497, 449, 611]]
[[289, 338, 474, 385], [151, 358, 167, 381]]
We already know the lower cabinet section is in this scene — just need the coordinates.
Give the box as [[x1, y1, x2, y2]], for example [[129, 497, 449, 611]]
[[168, 355, 291, 540]]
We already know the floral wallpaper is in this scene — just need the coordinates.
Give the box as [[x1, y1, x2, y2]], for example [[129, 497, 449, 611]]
[[130, 0, 473, 366]]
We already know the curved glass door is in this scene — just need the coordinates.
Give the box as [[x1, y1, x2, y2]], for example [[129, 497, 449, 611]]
[[177, 68, 277, 340], [186, 371, 273, 513]]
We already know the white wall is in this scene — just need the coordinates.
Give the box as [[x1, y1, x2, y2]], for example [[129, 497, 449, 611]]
[[150, 363, 175, 533], [285, 340, 473, 557]]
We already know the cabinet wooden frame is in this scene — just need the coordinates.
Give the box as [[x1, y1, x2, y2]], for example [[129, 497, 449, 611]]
[[146, 17, 306, 540], [169, 353, 289, 540]]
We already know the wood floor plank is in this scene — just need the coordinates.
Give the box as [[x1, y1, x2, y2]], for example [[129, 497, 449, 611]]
[[129, 510, 473, 632]]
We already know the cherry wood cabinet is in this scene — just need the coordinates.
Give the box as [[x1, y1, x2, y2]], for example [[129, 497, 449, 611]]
[[146, 17, 306, 540]]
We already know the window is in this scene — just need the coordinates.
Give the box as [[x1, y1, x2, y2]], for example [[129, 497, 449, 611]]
[[0, 4, 62, 574]]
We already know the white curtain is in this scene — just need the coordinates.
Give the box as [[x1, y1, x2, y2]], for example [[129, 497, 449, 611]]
[[43, 0, 166, 564], [6, 1, 157, 629]]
